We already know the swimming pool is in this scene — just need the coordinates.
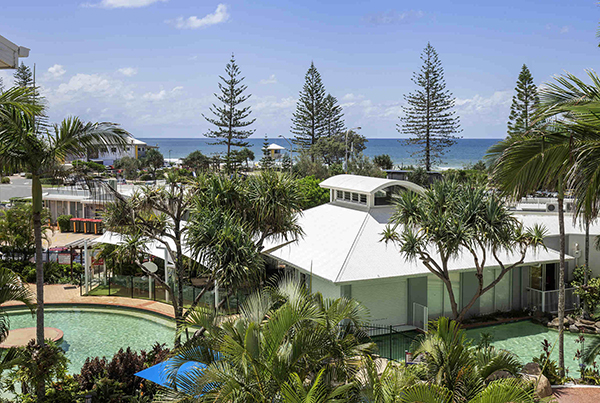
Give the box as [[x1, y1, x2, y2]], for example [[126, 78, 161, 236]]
[[465, 320, 594, 375], [6, 305, 175, 373]]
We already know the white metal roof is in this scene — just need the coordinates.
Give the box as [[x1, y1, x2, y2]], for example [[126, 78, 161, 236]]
[[263, 203, 572, 285], [267, 143, 285, 151], [0, 35, 29, 69], [319, 174, 425, 195], [515, 213, 600, 237]]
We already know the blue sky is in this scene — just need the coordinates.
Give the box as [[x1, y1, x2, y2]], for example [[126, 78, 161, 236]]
[[1, 0, 598, 139]]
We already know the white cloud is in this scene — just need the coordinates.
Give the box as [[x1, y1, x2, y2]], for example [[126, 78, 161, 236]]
[[44, 64, 66, 80], [142, 86, 183, 101], [455, 91, 512, 116], [364, 9, 424, 25], [259, 74, 277, 85], [118, 67, 138, 77], [82, 0, 166, 9], [168, 4, 230, 30], [560, 25, 570, 34]]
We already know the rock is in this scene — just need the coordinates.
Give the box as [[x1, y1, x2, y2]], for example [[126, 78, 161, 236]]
[[568, 317, 576, 325], [595, 321, 600, 328], [580, 319, 595, 325], [522, 362, 542, 376], [549, 317, 569, 327], [535, 374, 552, 398], [521, 364, 552, 399], [486, 370, 514, 383], [569, 324, 579, 333]]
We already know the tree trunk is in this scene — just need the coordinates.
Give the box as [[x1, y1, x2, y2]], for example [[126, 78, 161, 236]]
[[585, 219, 590, 283], [32, 173, 45, 400], [557, 187, 566, 378]]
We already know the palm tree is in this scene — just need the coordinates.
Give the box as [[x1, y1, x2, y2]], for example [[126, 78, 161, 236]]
[[0, 266, 36, 342], [487, 126, 573, 376], [0, 94, 128, 398], [158, 278, 375, 402], [488, 70, 600, 376]]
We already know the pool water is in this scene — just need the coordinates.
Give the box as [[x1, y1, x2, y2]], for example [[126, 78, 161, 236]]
[[465, 320, 594, 375], [6, 306, 176, 373]]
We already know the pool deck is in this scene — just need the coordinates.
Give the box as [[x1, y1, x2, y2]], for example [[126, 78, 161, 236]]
[[553, 386, 600, 403], [2, 284, 177, 318]]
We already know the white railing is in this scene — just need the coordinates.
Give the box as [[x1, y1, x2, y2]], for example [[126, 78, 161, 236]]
[[412, 302, 428, 332], [527, 287, 578, 313]]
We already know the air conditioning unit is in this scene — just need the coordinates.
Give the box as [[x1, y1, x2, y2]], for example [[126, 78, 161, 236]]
[[546, 202, 558, 212], [565, 202, 575, 212]]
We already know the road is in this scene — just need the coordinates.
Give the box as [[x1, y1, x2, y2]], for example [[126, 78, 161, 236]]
[[0, 175, 33, 202]]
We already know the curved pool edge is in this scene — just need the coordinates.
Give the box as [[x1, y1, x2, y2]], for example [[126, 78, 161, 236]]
[[4, 302, 176, 322]]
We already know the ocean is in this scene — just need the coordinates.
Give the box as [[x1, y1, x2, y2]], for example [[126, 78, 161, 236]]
[[139, 138, 502, 170]]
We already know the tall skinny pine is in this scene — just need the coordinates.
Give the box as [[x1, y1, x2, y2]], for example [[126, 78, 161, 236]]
[[291, 62, 327, 152], [507, 64, 539, 137], [204, 54, 255, 172], [323, 94, 345, 137], [398, 43, 461, 171]]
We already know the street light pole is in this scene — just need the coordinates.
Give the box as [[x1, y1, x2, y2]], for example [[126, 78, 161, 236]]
[[278, 134, 293, 176], [168, 150, 172, 167], [345, 127, 361, 174]]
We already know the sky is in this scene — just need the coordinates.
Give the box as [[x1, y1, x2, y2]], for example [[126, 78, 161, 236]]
[[0, 0, 598, 139]]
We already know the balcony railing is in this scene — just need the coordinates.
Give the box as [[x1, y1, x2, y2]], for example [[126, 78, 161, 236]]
[[527, 287, 579, 313]]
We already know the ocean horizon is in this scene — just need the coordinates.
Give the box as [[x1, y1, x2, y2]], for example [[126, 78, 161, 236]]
[[139, 137, 503, 170]]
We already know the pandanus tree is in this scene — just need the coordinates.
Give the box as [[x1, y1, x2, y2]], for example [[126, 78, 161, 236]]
[[381, 180, 546, 322], [0, 86, 128, 399], [103, 170, 303, 347]]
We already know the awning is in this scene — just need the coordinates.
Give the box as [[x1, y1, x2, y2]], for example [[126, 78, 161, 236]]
[[135, 359, 206, 389]]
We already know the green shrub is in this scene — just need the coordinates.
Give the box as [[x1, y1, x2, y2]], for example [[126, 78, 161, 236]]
[[57, 214, 73, 232], [139, 173, 153, 181], [0, 177, 10, 184], [296, 176, 329, 209], [25, 173, 32, 179]]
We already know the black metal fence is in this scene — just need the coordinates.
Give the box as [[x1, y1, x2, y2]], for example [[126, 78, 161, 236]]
[[87, 274, 248, 313], [363, 324, 420, 362]]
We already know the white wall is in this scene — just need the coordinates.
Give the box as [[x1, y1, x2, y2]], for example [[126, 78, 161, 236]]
[[444, 272, 460, 317], [351, 278, 408, 325], [567, 234, 600, 277], [427, 275, 444, 318], [311, 276, 341, 300]]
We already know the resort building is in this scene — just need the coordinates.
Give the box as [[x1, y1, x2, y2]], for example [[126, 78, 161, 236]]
[[67, 136, 156, 166], [42, 180, 136, 222], [0, 34, 29, 69], [262, 174, 579, 329]]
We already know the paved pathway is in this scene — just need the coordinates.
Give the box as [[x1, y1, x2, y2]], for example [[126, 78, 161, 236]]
[[553, 386, 600, 403], [2, 284, 176, 318]]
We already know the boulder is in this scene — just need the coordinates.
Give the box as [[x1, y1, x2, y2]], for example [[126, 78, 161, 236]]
[[569, 324, 579, 333], [580, 319, 595, 326], [521, 363, 552, 399], [549, 317, 569, 328], [595, 321, 600, 328], [522, 362, 542, 376], [535, 374, 553, 398], [486, 370, 514, 383]]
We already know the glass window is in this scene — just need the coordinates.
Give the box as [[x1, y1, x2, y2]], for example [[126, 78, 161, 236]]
[[352, 193, 359, 202], [336, 190, 343, 200], [360, 194, 367, 204], [344, 192, 351, 201], [530, 264, 542, 290]]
